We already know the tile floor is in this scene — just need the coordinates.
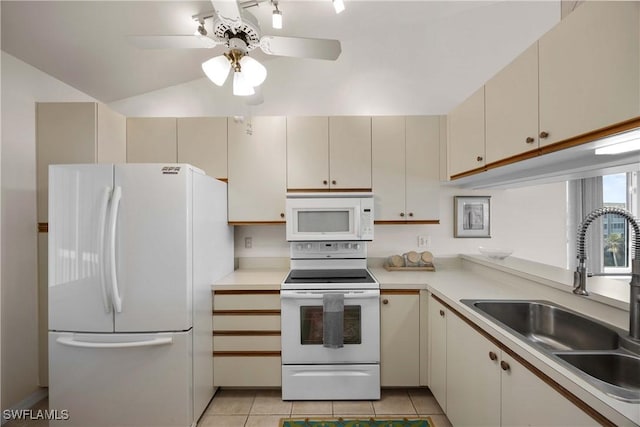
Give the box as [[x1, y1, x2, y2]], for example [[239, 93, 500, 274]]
[[3, 388, 451, 427], [198, 388, 452, 427]]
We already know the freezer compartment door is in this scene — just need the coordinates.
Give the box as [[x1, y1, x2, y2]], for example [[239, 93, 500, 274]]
[[49, 331, 193, 427], [49, 164, 114, 332], [113, 164, 192, 332], [282, 364, 380, 400]]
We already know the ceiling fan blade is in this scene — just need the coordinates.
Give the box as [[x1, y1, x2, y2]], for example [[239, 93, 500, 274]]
[[259, 36, 342, 60], [211, 0, 243, 30], [126, 35, 220, 49]]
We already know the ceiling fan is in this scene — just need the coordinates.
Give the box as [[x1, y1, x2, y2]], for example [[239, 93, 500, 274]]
[[128, 0, 342, 99]]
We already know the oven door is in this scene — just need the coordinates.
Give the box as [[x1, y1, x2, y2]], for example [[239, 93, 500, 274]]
[[281, 289, 380, 364]]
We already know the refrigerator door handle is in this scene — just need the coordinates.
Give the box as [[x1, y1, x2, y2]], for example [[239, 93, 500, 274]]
[[109, 186, 123, 313], [98, 187, 112, 313], [56, 336, 173, 349]]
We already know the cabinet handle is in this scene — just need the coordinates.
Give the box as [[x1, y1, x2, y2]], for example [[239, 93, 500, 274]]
[[476, 156, 483, 162], [280, 213, 285, 218], [408, 212, 414, 217], [500, 361, 511, 372], [489, 351, 498, 361], [525, 137, 535, 144], [539, 131, 549, 139], [400, 213, 405, 217], [323, 180, 328, 185], [382, 299, 389, 305], [332, 180, 337, 185], [439, 309, 445, 317]]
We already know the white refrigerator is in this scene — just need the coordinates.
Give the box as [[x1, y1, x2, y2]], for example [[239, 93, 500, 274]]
[[48, 164, 233, 427]]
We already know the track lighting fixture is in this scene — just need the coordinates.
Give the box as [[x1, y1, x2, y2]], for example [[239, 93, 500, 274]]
[[272, 0, 282, 29]]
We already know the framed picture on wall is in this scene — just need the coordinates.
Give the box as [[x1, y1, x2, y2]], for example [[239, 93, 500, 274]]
[[454, 196, 491, 238]]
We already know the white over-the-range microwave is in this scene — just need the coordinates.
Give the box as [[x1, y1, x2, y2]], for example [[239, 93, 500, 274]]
[[285, 192, 374, 241]]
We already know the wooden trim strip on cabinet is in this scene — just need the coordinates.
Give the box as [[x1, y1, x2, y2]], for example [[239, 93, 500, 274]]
[[213, 309, 281, 315], [450, 166, 488, 180], [374, 220, 440, 225], [228, 221, 285, 226], [430, 294, 615, 427], [214, 290, 280, 295], [380, 289, 421, 295], [38, 223, 48, 233], [213, 330, 281, 336], [213, 351, 281, 357], [216, 178, 228, 183]]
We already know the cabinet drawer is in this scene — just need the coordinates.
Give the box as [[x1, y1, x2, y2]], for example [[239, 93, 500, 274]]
[[213, 356, 282, 387], [213, 293, 281, 311], [213, 315, 281, 331], [213, 335, 281, 352]]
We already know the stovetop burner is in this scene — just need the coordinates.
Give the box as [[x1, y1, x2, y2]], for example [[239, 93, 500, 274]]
[[284, 268, 376, 284]]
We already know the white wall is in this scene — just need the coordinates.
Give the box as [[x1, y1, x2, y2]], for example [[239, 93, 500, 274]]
[[0, 51, 96, 409], [234, 182, 569, 269]]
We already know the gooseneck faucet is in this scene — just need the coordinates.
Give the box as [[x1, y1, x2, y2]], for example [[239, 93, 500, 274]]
[[573, 207, 640, 340]]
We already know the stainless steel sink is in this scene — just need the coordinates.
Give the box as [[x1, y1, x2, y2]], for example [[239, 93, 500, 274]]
[[554, 353, 640, 402], [467, 300, 620, 351], [461, 299, 639, 402]]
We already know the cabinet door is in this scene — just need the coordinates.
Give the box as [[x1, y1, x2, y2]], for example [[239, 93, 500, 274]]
[[406, 116, 440, 221], [500, 354, 597, 427], [329, 116, 372, 190], [447, 87, 485, 177], [380, 292, 420, 386], [428, 296, 447, 410], [96, 103, 126, 164], [177, 117, 227, 179], [126, 117, 177, 163], [539, 1, 639, 146], [485, 43, 539, 163], [287, 116, 329, 190], [228, 116, 286, 222], [446, 313, 501, 427], [372, 116, 406, 221]]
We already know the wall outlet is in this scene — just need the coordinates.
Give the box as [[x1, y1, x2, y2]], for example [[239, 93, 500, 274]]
[[245, 237, 252, 249], [417, 235, 430, 249]]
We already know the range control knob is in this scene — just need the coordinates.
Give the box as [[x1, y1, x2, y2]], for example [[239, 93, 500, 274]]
[[354, 243, 361, 250]]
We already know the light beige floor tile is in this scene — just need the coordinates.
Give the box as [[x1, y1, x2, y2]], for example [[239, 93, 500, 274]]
[[250, 394, 292, 415], [205, 395, 255, 415], [291, 401, 332, 415], [373, 390, 417, 415], [217, 388, 258, 398], [253, 389, 283, 398], [429, 414, 453, 427], [409, 390, 444, 415], [332, 401, 375, 415], [245, 415, 286, 427], [197, 414, 247, 427]]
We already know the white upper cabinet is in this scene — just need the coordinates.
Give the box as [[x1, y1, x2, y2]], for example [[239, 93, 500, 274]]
[[286, 116, 330, 190], [126, 117, 177, 163], [485, 43, 540, 163], [36, 102, 126, 222], [227, 116, 287, 223], [373, 116, 440, 222], [287, 116, 371, 190], [177, 117, 227, 179], [447, 87, 485, 177], [538, 1, 639, 146], [329, 116, 372, 190]]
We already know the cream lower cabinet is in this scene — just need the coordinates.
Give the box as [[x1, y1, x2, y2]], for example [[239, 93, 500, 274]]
[[380, 290, 420, 386], [126, 117, 178, 163], [228, 116, 286, 223], [430, 295, 599, 427], [372, 116, 440, 222], [212, 290, 281, 387]]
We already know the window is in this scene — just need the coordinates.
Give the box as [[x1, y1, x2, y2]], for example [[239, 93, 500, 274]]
[[602, 172, 637, 273]]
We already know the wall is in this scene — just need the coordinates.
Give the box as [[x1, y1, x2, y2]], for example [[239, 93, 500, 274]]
[[0, 52, 96, 410], [234, 182, 569, 269]]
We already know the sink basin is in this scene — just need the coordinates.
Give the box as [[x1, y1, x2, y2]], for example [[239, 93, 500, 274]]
[[464, 300, 620, 351], [555, 353, 640, 401]]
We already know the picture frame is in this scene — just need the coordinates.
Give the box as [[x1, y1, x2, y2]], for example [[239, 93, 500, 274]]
[[454, 196, 491, 238]]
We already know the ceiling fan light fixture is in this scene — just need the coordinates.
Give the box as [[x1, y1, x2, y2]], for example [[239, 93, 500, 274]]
[[332, 0, 345, 14], [233, 71, 256, 96], [202, 55, 231, 86], [272, 9, 283, 29], [239, 56, 267, 87]]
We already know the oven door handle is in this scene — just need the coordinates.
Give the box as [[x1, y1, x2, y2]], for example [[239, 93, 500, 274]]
[[280, 291, 380, 300]]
